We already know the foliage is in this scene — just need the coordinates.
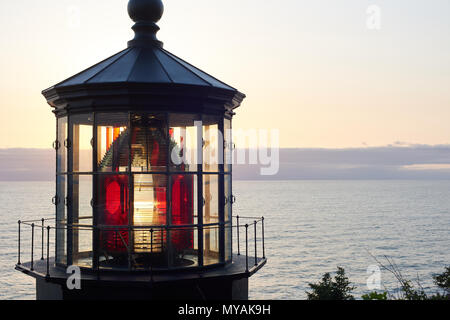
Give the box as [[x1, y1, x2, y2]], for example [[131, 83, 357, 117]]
[[361, 291, 388, 300], [307, 267, 356, 300], [365, 254, 425, 300], [433, 266, 450, 296], [307, 263, 450, 300], [397, 279, 428, 300]]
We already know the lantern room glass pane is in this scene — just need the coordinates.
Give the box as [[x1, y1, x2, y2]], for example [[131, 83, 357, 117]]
[[169, 226, 199, 268], [224, 118, 232, 173], [169, 174, 198, 268], [203, 175, 219, 224], [96, 174, 130, 269], [203, 225, 220, 265], [131, 113, 168, 172], [203, 174, 220, 265], [225, 222, 232, 262], [171, 174, 197, 226], [133, 174, 167, 254], [57, 117, 67, 173], [203, 115, 222, 172], [71, 114, 93, 173], [72, 175, 93, 267], [169, 113, 201, 172], [96, 113, 129, 172], [56, 174, 66, 264]]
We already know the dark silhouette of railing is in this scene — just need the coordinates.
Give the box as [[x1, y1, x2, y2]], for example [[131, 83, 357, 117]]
[[17, 215, 266, 277]]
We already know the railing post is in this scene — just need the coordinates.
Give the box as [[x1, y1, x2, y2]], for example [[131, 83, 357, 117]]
[[31, 223, 35, 271], [17, 220, 21, 265], [46, 226, 50, 278], [96, 227, 100, 279], [128, 227, 132, 271], [262, 217, 265, 259], [165, 226, 170, 268], [236, 216, 240, 256], [254, 221, 258, 266], [245, 224, 249, 273], [150, 228, 154, 282], [162, 227, 165, 253], [41, 218, 45, 260]]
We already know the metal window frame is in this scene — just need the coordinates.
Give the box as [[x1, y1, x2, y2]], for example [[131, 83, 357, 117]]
[[55, 116, 68, 266], [218, 118, 225, 263], [54, 110, 232, 271]]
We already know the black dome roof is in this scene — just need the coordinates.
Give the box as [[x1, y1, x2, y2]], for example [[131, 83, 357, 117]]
[[49, 46, 236, 92], [42, 0, 244, 116]]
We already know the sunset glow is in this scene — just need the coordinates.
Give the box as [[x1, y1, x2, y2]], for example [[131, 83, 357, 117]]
[[1, 0, 449, 149]]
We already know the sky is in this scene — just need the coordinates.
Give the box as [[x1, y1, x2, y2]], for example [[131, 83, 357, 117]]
[[0, 0, 449, 149]]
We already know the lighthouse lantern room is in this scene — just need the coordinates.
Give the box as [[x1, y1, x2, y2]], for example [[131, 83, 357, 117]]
[[16, 0, 266, 300]]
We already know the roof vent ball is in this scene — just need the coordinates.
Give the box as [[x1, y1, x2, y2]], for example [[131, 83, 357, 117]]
[[128, 0, 164, 23], [127, 0, 164, 47]]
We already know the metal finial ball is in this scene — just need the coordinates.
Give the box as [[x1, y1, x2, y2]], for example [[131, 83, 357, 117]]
[[128, 0, 164, 23]]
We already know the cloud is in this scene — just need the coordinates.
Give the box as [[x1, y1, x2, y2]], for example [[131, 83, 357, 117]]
[[1, 145, 450, 181], [0, 149, 54, 181], [233, 145, 450, 180]]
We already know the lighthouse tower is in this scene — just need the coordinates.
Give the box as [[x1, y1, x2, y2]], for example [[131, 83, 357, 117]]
[[16, 0, 266, 300]]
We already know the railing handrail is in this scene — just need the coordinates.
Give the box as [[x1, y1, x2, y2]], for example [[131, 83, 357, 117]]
[[19, 216, 263, 231], [17, 215, 266, 277]]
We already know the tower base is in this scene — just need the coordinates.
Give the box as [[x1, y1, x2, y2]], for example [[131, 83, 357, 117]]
[[36, 276, 248, 300], [17, 255, 266, 301]]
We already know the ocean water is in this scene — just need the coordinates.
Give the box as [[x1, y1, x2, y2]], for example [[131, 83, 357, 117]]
[[0, 180, 449, 300]]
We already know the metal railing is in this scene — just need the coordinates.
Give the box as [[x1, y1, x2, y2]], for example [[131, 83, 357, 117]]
[[17, 215, 266, 277], [234, 216, 266, 272]]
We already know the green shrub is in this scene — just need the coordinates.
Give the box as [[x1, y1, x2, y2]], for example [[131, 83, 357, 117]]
[[307, 265, 450, 300], [433, 266, 450, 296], [307, 267, 355, 300], [362, 291, 388, 300]]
